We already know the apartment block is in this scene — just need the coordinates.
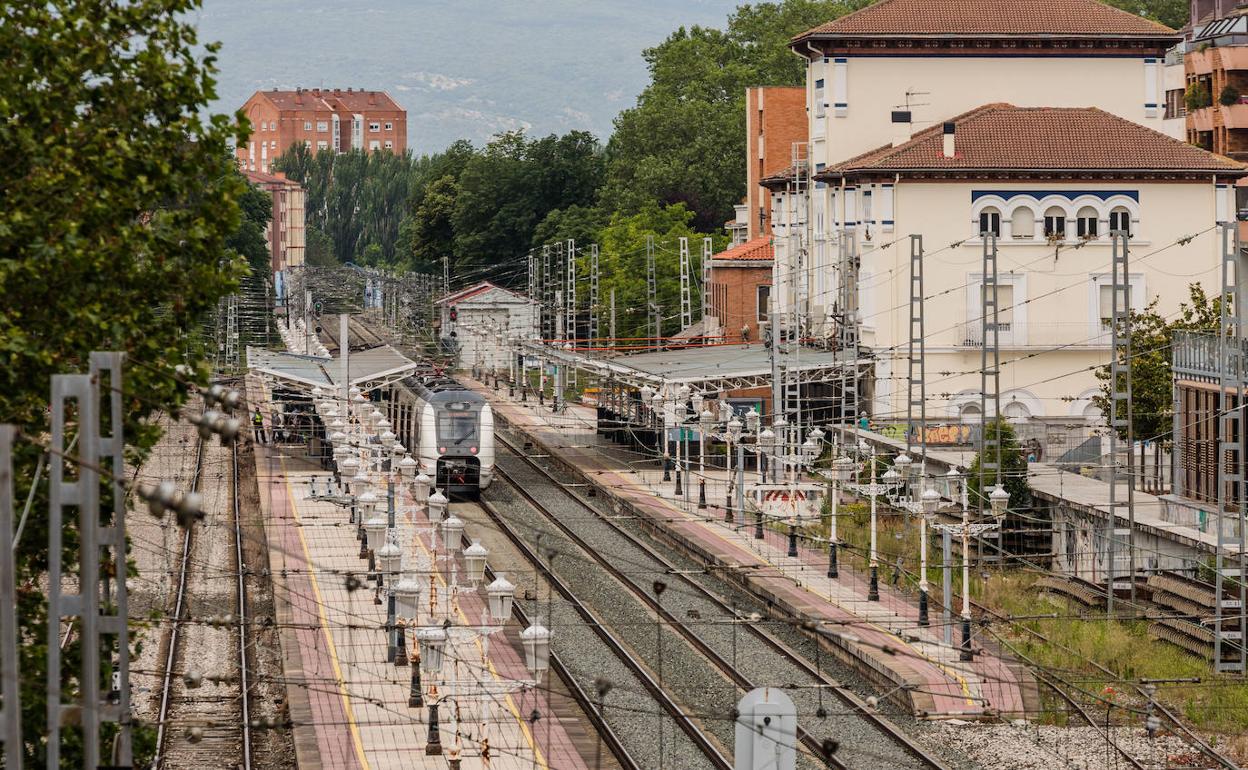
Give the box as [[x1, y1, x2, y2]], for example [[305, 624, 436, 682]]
[[236, 88, 407, 173], [243, 169, 306, 275], [745, 87, 808, 241]]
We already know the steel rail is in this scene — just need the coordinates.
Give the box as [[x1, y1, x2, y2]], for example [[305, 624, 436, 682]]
[[491, 444, 853, 768], [493, 434, 950, 770], [232, 441, 254, 769], [469, 543, 643, 770], [493, 438, 941, 770], [152, 434, 205, 766], [474, 494, 734, 770]]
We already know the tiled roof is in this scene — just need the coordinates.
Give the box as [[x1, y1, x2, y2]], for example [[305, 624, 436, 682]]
[[794, 0, 1176, 39], [255, 89, 404, 113], [243, 169, 299, 187], [821, 104, 1245, 176], [714, 237, 774, 262]]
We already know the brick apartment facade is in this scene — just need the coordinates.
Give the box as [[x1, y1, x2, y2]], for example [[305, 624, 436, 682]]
[[705, 237, 773, 345], [236, 88, 407, 172], [745, 87, 808, 240], [242, 169, 306, 274]]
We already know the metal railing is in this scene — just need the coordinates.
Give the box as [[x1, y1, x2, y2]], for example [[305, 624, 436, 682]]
[[953, 321, 1113, 349], [1174, 329, 1248, 382]]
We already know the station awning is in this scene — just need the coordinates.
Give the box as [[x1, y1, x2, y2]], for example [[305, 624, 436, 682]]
[[516, 341, 857, 392], [247, 345, 419, 392]]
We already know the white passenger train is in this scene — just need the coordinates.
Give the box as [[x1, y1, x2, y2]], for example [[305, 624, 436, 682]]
[[404, 375, 494, 498]]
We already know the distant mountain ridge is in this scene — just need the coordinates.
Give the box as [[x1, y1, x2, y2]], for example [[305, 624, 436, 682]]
[[195, 0, 740, 154]]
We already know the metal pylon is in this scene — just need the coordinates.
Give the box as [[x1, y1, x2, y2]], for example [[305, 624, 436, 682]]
[[0, 425, 20, 770], [646, 235, 659, 347], [589, 244, 600, 341], [1215, 221, 1248, 673], [47, 355, 133, 768], [541, 244, 552, 340], [789, 141, 809, 336], [837, 229, 860, 436], [701, 237, 713, 331], [679, 236, 692, 331], [907, 235, 926, 457], [566, 238, 577, 347], [979, 231, 1002, 556], [1108, 231, 1135, 612]]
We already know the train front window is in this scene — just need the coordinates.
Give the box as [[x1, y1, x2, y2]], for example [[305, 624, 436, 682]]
[[437, 410, 478, 446]]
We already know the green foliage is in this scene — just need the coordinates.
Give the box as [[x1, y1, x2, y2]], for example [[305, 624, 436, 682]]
[[1101, 0, 1189, 29], [399, 174, 460, 272], [967, 419, 1031, 511], [600, 0, 867, 231], [304, 226, 337, 267], [1186, 81, 1213, 112], [226, 176, 273, 275], [596, 203, 726, 339], [0, 0, 246, 763], [272, 144, 415, 264], [1094, 284, 1223, 445], [1221, 83, 1243, 106]]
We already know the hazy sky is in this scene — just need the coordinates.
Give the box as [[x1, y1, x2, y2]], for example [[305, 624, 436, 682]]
[[194, 0, 742, 155]]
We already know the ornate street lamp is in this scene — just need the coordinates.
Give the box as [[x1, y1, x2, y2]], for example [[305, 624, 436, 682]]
[[918, 486, 941, 625], [520, 620, 551, 677], [428, 488, 449, 521], [989, 484, 1010, 518], [462, 541, 489, 587], [440, 515, 465, 554], [487, 573, 515, 623]]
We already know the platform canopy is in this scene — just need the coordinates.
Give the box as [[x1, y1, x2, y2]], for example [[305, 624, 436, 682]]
[[517, 340, 855, 392], [247, 344, 420, 392]]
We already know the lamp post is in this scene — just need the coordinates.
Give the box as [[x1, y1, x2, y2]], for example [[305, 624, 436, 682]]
[[655, 391, 670, 482], [698, 407, 714, 509], [828, 455, 853, 579], [724, 416, 742, 521], [919, 486, 940, 626], [416, 625, 448, 755]]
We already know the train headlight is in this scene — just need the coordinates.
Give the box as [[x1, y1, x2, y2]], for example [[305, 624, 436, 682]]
[[438, 446, 446, 455], [470, 446, 478, 455]]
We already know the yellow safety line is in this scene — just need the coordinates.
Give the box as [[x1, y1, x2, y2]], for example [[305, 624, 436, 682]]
[[407, 503, 550, 769], [281, 458, 372, 770]]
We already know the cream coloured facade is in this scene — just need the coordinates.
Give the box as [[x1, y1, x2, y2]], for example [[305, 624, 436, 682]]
[[854, 178, 1231, 423]]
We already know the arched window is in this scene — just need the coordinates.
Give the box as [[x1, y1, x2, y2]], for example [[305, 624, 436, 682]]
[[1003, 400, 1031, 423], [979, 207, 1001, 237], [1011, 206, 1035, 240], [1076, 206, 1099, 239], [959, 402, 982, 424], [1108, 207, 1132, 237], [1044, 207, 1067, 240]]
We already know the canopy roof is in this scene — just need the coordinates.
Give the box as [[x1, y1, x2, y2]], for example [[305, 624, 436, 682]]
[[247, 344, 419, 392]]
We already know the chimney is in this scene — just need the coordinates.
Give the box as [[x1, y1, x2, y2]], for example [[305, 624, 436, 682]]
[[891, 110, 912, 147], [942, 121, 956, 158]]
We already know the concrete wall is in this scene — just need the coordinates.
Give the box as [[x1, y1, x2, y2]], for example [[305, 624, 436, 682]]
[[443, 296, 539, 372]]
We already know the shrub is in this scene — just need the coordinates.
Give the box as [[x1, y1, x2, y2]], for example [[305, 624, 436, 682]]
[[1186, 81, 1213, 111]]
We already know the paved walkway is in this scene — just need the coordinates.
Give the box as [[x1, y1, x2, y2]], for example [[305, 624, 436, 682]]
[[250, 374, 588, 769], [466, 377, 1038, 720]]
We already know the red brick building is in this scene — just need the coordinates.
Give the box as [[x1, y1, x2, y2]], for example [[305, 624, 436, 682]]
[[242, 169, 305, 274], [745, 87, 808, 240], [705, 237, 773, 344], [236, 88, 407, 172]]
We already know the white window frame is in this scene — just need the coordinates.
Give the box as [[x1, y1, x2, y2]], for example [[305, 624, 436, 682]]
[[967, 272, 1026, 347], [304, 120, 312, 131], [316, 121, 329, 132], [369, 139, 381, 151], [1089, 273, 1146, 341], [384, 140, 394, 149], [316, 140, 328, 150], [385, 121, 394, 131], [814, 77, 826, 119], [369, 122, 380, 133]]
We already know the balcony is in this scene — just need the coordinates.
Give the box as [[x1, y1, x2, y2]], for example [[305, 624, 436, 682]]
[[1189, 106, 1215, 133], [954, 321, 1113, 350], [1173, 329, 1248, 382]]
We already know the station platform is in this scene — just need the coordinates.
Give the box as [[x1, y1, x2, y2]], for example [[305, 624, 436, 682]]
[[463, 376, 1040, 721], [248, 375, 591, 769]]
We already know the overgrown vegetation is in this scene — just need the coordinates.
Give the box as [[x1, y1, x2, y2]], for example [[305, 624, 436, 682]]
[[2, 0, 249, 764]]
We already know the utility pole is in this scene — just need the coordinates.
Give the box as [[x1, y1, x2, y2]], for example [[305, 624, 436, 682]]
[[1108, 230, 1134, 612], [47, 353, 133, 769], [1, 426, 20, 770], [542, 245, 552, 341], [679, 236, 692, 332], [566, 238, 577, 345], [441, 256, 450, 298], [907, 235, 930, 625], [979, 231, 1002, 562], [837, 230, 860, 442], [1214, 221, 1248, 672], [554, 290, 564, 413], [702, 237, 713, 333], [646, 235, 658, 349], [589, 244, 600, 342], [609, 288, 616, 344]]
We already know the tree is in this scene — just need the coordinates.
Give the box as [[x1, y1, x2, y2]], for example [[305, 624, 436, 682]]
[[399, 174, 461, 272], [227, 176, 273, 275], [600, 1, 867, 231], [1102, 0, 1188, 30], [967, 419, 1031, 512], [1, 0, 246, 764], [304, 226, 337, 267], [1094, 284, 1222, 490]]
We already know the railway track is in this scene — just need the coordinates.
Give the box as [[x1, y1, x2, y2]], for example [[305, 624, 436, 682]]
[[491, 430, 951, 770], [471, 493, 734, 770], [151, 432, 254, 769]]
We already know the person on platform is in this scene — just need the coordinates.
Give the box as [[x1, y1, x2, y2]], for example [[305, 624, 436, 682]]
[[251, 408, 266, 445]]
